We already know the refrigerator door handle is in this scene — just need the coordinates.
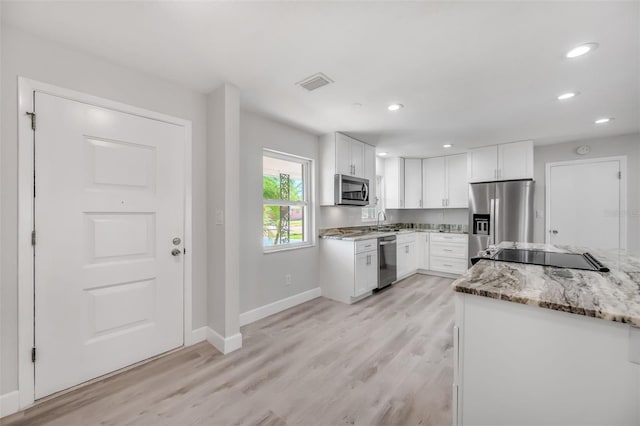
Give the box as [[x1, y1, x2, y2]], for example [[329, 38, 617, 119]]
[[495, 198, 500, 245], [490, 198, 495, 245]]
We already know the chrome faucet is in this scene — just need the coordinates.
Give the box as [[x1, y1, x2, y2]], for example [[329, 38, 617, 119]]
[[376, 210, 388, 231]]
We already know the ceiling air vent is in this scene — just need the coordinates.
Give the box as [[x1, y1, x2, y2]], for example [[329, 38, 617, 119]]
[[297, 73, 334, 91]]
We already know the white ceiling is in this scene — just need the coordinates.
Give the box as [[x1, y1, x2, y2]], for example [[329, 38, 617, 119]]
[[2, 1, 639, 157]]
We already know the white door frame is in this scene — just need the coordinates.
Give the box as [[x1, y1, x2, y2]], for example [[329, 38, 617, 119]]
[[545, 155, 627, 248], [17, 77, 194, 410]]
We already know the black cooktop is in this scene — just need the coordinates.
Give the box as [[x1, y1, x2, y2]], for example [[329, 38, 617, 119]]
[[492, 248, 609, 272]]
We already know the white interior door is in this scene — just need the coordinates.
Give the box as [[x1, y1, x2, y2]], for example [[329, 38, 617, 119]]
[[34, 92, 185, 399], [547, 158, 624, 249]]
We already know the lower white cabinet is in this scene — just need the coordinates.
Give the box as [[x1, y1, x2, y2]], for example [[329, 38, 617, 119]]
[[416, 232, 430, 270], [397, 233, 417, 279], [320, 238, 378, 304], [429, 233, 468, 275], [355, 249, 378, 297]]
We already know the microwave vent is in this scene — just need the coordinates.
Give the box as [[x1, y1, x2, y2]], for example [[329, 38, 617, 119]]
[[297, 73, 334, 91]]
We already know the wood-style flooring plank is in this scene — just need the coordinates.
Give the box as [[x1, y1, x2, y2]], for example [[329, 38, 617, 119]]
[[2, 275, 454, 426]]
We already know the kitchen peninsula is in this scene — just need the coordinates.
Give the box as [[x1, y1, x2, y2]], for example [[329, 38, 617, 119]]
[[452, 242, 640, 426]]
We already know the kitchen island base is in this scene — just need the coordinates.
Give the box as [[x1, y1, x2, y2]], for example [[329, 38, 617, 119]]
[[453, 292, 640, 426]]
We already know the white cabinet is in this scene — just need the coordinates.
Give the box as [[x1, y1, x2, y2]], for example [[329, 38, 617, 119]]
[[397, 233, 417, 279], [416, 232, 430, 270], [446, 154, 469, 208], [335, 132, 365, 177], [467, 145, 498, 183], [320, 132, 376, 206], [404, 158, 423, 208], [364, 145, 376, 206], [429, 233, 468, 275], [384, 157, 405, 209], [467, 141, 533, 183], [355, 250, 378, 296], [498, 140, 534, 181], [423, 154, 468, 208], [320, 238, 378, 304], [423, 157, 446, 208]]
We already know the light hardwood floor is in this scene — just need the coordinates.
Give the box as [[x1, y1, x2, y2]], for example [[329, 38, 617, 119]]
[[3, 274, 454, 426]]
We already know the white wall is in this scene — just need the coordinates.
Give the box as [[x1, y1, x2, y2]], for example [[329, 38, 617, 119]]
[[533, 133, 640, 251], [0, 25, 209, 393], [207, 85, 241, 338], [239, 111, 320, 314]]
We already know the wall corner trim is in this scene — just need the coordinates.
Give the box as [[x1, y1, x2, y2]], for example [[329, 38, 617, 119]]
[[0, 391, 21, 419], [239, 287, 322, 327], [186, 326, 208, 346], [206, 328, 243, 354]]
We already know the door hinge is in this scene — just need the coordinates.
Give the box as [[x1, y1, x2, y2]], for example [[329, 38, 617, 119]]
[[31, 347, 36, 363], [26, 112, 36, 131], [31, 230, 36, 246], [617, 171, 622, 179]]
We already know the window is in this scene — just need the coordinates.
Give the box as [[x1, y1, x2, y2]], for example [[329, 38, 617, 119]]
[[263, 149, 312, 252]]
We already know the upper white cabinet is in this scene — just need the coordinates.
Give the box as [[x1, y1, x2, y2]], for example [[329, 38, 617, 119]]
[[446, 154, 469, 208], [467, 145, 498, 183], [423, 157, 446, 209], [468, 141, 533, 183], [423, 154, 468, 209], [404, 159, 423, 208], [335, 133, 365, 177], [498, 140, 534, 181], [384, 157, 405, 209], [320, 132, 375, 206]]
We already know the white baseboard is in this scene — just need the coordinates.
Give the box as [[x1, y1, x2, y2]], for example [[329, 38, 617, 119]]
[[417, 269, 462, 279], [239, 287, 322, 327], [206, 328, 243, 354], [186, 326, 208, 346], [0, 390, 20, 418]]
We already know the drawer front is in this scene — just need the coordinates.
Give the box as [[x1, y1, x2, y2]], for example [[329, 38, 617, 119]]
[[430, 242, 467, 259], [396, 232, 416, 244], [430, 256, 468, 274], [355, 239, 378, 254], [430, 233, 468, 244]]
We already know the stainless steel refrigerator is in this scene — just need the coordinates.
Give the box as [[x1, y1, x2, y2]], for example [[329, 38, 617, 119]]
[[468, 180, 535, 263]]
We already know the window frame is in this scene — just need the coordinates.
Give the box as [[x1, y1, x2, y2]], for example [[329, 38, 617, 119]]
[[262, 149, 314, 253]]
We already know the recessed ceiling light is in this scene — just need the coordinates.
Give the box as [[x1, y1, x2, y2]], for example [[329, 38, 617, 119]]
[[557, 92, 578, 100], [388, 103, 404, 111], [595, 117, 613, 124], [352, 102, 362, 108], [566, 43, 598, 59], [378, 152, 388, 156], [443, 144, 453, 148]]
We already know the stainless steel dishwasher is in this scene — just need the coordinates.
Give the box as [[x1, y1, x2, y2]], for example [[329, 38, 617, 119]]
[[377, 235, 397, 290]]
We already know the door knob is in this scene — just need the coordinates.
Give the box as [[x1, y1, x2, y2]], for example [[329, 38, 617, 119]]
[[171, 248, 182, 256], [550, 230, 559, 234]]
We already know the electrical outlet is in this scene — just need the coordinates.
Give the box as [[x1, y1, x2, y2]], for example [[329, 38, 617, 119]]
[[215, 210, 224, 225], [284, 274, 292, 286]]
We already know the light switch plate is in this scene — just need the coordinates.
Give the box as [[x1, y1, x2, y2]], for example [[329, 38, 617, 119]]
[[535, 210, 544, 219], [215, 210, 224, 225]]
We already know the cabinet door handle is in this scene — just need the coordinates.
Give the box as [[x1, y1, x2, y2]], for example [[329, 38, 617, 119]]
[[366, 254, 370, 265], [405, 245, 409, 254]]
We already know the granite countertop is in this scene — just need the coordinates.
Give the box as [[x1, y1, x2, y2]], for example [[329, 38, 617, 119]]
[[453, 241, 640, 326], [319, 228, 468, 241]]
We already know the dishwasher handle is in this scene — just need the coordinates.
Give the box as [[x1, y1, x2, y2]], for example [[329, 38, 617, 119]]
[[379, 241, 395, 246]]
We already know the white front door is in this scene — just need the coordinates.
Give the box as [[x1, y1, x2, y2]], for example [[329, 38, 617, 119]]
[[547, 157, 624, 250], [34, 92, 185, 399]]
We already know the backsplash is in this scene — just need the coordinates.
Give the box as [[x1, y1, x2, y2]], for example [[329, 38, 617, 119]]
[[389, 208, 468, 225], [318, 206, 468, 229]]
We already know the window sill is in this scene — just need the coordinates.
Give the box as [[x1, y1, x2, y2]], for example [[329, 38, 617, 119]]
[[263, 242, 316, 254]]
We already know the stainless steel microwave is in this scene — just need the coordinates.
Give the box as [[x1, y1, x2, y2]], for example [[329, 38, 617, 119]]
[[334, 174, 370, 206]]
